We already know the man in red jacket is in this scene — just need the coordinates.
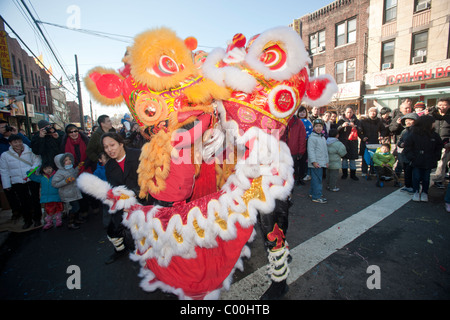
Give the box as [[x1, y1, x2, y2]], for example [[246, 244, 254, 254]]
[[283, 114, 307, 186]]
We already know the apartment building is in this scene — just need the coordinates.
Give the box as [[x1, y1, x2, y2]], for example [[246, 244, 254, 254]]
[[293, 0, 370, 115], [364, 0, 450, 110], [0, 18, 53, 132]]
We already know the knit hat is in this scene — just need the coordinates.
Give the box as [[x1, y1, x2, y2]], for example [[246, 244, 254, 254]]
[[38, 120, 51, 129], [65, 123, 78, 133], [414, 101, 426, 109], [368, 107, 378, 114], [380, 107, 391, 116], [401, 112, 419, 125]]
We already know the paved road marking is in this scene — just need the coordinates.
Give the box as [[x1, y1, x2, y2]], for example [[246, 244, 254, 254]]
[[220, 189, 411, 300]]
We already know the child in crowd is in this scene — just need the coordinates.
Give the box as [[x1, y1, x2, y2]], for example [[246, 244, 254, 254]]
[[397, 113, 419, 193], [414, 101, 426, 117], [326, 128, 347, 192], [52, 153, 83, 229], [373, 143, 399, 187], [308, 119, 329, 203], [94, 152, 111, 228], [28, 163, 64, 230], [403, 115, 443, 202]]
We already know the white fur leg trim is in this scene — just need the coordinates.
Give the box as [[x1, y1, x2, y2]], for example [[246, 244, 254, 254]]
[[77, 172, 112, 201], [266, 246, 290, 282]]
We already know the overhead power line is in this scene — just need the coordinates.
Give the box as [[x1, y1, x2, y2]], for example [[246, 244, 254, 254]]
[[36, 20, 134, 43], [0, 15, 77, 97], [20, 0, 76, 92]]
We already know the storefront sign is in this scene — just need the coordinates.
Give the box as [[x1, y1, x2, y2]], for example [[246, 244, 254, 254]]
[[0, 31, 12, 79], [375, 66, 450, 86], [332, 81, 361, 101]]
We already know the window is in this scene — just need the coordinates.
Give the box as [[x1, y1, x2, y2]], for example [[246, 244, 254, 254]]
[[414, 0, 431, 13], [311, 66, 326, 77], [346, 59, 356, 82], [384, 0, 397, 23], [381, 40, 395, 69], [335, 59, 356, 84], [336, 17, 357, 47], [411, 31, 428, 63], [335, 61, 345, 84], [310, 30, 326, 54]]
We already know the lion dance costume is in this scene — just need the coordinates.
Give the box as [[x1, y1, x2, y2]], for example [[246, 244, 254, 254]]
[[78, 26, 337, 300]]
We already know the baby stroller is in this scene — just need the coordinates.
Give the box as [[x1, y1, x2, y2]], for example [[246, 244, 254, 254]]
[[363, 144, 381, 180], [364, 144, 401, 188]]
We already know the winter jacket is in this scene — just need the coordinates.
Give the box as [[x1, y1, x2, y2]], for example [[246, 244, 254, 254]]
[[337, 115, 361, 160], [0, 132, 31, 156], [359, 117, 384, 155], [327, 138, 347, 170], [93, 162, 107, 181], [285, 116, 306, 156], [0, 144, 41, 189], [403, 131, 443, 169], [307, 131, 329, 168], [105, 147, 141, 197], [389, 111, 407, 142], [86, 126, 115, 163], [28, 171, 61, 203], [300, 118, 313, 139], [30, 131, 63, 167], [51, 153, 82, 202], [432, 109, 450, 144], [372, 150, 395, 167]]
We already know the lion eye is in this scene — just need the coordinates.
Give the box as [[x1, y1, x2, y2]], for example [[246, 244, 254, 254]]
[[152, 55, 180, 77], [259, 44, 287, 71]]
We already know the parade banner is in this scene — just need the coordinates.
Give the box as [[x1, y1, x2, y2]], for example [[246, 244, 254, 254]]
[[39, 85, 48, 106]]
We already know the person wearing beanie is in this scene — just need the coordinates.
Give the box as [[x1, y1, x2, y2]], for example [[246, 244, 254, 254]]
[[31, 120, 63, 167], [397, 113, 419, 193], [414, 101, 426, 116]]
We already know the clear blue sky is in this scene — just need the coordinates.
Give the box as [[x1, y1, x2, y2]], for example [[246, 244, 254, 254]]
[[0, 0, 332, 117]]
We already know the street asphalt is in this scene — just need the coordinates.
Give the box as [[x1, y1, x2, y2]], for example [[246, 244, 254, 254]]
[[0, 169, 449, 302]]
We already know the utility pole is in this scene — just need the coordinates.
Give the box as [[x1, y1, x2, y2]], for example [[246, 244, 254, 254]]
[[20, 74, 32, 138], [90, 99, 94, 129], [75, 54, 85, 131]]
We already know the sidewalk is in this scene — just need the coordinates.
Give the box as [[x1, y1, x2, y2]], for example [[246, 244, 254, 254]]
[[0, 209, 42, 247]]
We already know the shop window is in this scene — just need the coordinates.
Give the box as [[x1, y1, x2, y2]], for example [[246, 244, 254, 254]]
[[384, 0, 397, 24], [381, 40, 395, 70], [336, 17, 357, 47]]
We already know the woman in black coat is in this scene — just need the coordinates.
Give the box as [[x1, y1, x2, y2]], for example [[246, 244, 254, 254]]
[[403, 115, 443, 202], [101, 132, 142, 264], [359, 107, 385, 176], [337, 107, 362, 180]]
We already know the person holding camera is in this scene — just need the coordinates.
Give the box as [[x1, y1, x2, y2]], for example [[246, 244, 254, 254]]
[[31, 120, 63, 168], [0, 120, 31, 155]]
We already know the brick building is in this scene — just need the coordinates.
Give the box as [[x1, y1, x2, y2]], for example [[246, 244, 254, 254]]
[[0, 17, 53, 133], [292, 0, 370, 115], [364, 0, 450, 110]]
